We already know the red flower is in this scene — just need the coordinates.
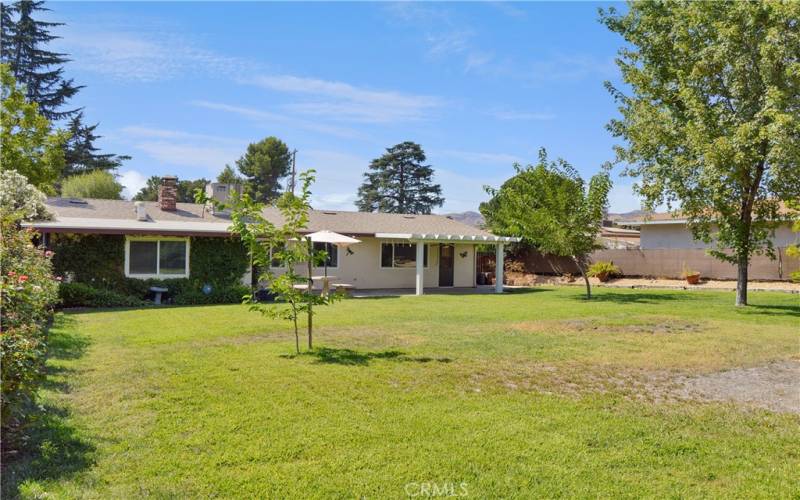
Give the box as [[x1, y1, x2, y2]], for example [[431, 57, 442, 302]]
[[45, 250, 54, 258], [18, 275, 29, 283], [7, 271, 15, 277]]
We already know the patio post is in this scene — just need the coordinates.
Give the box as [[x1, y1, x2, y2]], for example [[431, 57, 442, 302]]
[[495, 242, 504, 293], [415, 241, 424, 296]]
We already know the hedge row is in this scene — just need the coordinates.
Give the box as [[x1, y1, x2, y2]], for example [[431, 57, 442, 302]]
[[51, 234, 251, 307]]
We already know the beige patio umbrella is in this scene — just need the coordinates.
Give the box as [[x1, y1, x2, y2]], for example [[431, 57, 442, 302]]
[[306, 230, 361, 278]]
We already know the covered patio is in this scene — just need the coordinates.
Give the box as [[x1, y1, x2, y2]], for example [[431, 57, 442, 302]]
[[374, 232, 520, 295]]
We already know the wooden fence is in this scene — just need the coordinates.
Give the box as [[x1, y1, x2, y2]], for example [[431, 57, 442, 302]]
[[513, 247, 798, 281]]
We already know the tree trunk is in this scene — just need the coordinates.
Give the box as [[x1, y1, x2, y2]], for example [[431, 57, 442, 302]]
[[307, 239, 313, 350], [575, 258, 591, 300], [292, 312, 299, 354], [736, 255, 748, 307]]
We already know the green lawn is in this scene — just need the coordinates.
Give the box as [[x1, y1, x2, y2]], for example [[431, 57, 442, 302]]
[[4, 287, 799, 498]]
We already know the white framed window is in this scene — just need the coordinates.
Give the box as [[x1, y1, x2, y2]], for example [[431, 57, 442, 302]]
[[125, 236, 190, 279], [380, 243, 428, 269]]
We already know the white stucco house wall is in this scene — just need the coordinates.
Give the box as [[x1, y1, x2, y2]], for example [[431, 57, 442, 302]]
[[25, 179, 518, 295]]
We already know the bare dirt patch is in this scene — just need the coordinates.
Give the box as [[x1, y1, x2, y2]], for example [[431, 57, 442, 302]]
[[512, 318, 703, 335], [674, 360, 800, 414]]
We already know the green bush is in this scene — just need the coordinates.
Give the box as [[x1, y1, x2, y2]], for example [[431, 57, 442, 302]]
[[1, 172, 59, 430], [51, 234, 251, 305], [587, 261, 622, 278], [59, 283, 148, 308]]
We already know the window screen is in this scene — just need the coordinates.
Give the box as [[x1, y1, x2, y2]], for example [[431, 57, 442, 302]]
[[380, 243, 427, 268], [129, 241, 157, 274], [159, 241, 187, 275]]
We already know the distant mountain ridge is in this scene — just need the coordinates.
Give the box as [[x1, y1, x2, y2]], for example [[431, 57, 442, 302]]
[[441, 211, 485, 228]]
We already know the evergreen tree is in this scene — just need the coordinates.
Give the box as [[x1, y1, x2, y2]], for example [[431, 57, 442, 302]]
[[62, 111, 130, 176], [356, 141, 444, 214], [1, 0, 81, 121], [235, 137, 291, 203], [217, 164, 243, 184]]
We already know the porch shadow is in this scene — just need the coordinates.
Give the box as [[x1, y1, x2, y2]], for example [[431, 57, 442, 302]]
[[281, 347, 453, 366]]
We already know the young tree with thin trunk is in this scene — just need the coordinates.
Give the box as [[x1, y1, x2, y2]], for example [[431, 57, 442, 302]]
[[226, 170, 340, 354], [481, 149, 612, 299], [356, 141, 444, 214], [601, 1, 800, 306]]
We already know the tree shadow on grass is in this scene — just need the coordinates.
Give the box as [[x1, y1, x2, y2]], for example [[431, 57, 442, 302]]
[[573, 290, 685, 304], [281, 347, 453, 366], [741, 303, 800, 317], [1, 316, 95, 498]]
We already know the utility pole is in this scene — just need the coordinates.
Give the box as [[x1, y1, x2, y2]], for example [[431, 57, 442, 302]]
[[288, 149, 297, 195]]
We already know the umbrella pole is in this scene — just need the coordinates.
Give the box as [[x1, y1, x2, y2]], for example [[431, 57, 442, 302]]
[[307, 237, 313, 350]]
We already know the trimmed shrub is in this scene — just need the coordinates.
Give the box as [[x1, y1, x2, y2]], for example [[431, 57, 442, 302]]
[[587, 261, 621, 281], [58, 282, 148, 308]]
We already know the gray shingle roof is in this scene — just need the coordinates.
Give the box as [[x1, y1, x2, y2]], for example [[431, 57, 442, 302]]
[[39, 198, 498, 238]]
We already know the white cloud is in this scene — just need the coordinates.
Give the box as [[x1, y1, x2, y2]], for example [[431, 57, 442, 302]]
[[191, 100, 364, 139], [118, 169, 148, 199], [118, 125, 247, 175], [56, 28, 251, 82], [243, 75, 442, 123], [134, 141, 241, 173]]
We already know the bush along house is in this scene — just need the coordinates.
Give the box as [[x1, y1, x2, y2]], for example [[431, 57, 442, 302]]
[[24, 177, 519, 306]]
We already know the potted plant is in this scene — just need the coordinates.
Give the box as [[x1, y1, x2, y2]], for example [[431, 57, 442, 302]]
[[681, 264, 701, 285], [587, 261, 621, 283]]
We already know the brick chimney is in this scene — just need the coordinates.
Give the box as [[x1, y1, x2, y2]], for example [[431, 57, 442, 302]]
[[159, 176, 178, 211]]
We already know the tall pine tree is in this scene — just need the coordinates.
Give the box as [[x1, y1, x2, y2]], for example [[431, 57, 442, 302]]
[[62, 111, 130, 175], [356, 141, 444, 214], [1, 0, 80, 121], [1, 1, 128, 178]]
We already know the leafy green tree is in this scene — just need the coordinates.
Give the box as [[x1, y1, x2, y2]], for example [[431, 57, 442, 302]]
[[60, 170, 123, 200], [133, 176, 210, 203], [481, 149, 612, 299], [228, 170, 341, 353], [0, 0, 80, 121], [217, 164, 243, 184], [356, 141, 444, 214], [235, 137, 291, 203], [601, 1, 800, 306], [62, 112, 130, 176], [0, 64, 66, 193]]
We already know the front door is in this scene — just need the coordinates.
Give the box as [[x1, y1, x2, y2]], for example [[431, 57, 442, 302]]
[[439, 244, 454, 287]]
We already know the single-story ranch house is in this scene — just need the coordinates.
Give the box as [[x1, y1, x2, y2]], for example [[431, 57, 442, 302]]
[[24, 177, 518, 298]]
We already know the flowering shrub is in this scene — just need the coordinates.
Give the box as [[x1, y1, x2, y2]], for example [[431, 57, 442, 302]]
[[0, 172, 59, 430]]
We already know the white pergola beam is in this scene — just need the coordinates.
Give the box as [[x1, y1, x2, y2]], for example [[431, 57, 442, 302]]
[[415, 241, 424, 296], [495, 243, 505, 294]]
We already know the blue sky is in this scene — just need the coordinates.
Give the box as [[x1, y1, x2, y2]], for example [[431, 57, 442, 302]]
[[47, 1, 639, 213]]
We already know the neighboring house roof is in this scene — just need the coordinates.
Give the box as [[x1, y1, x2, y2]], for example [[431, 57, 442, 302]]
[[24, 198, 519, 243], [619, 202, 797, 226]]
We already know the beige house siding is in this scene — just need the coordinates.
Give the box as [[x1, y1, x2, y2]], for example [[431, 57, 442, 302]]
[[640, 223, 795, 250], [268, 237, 478, 289]]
